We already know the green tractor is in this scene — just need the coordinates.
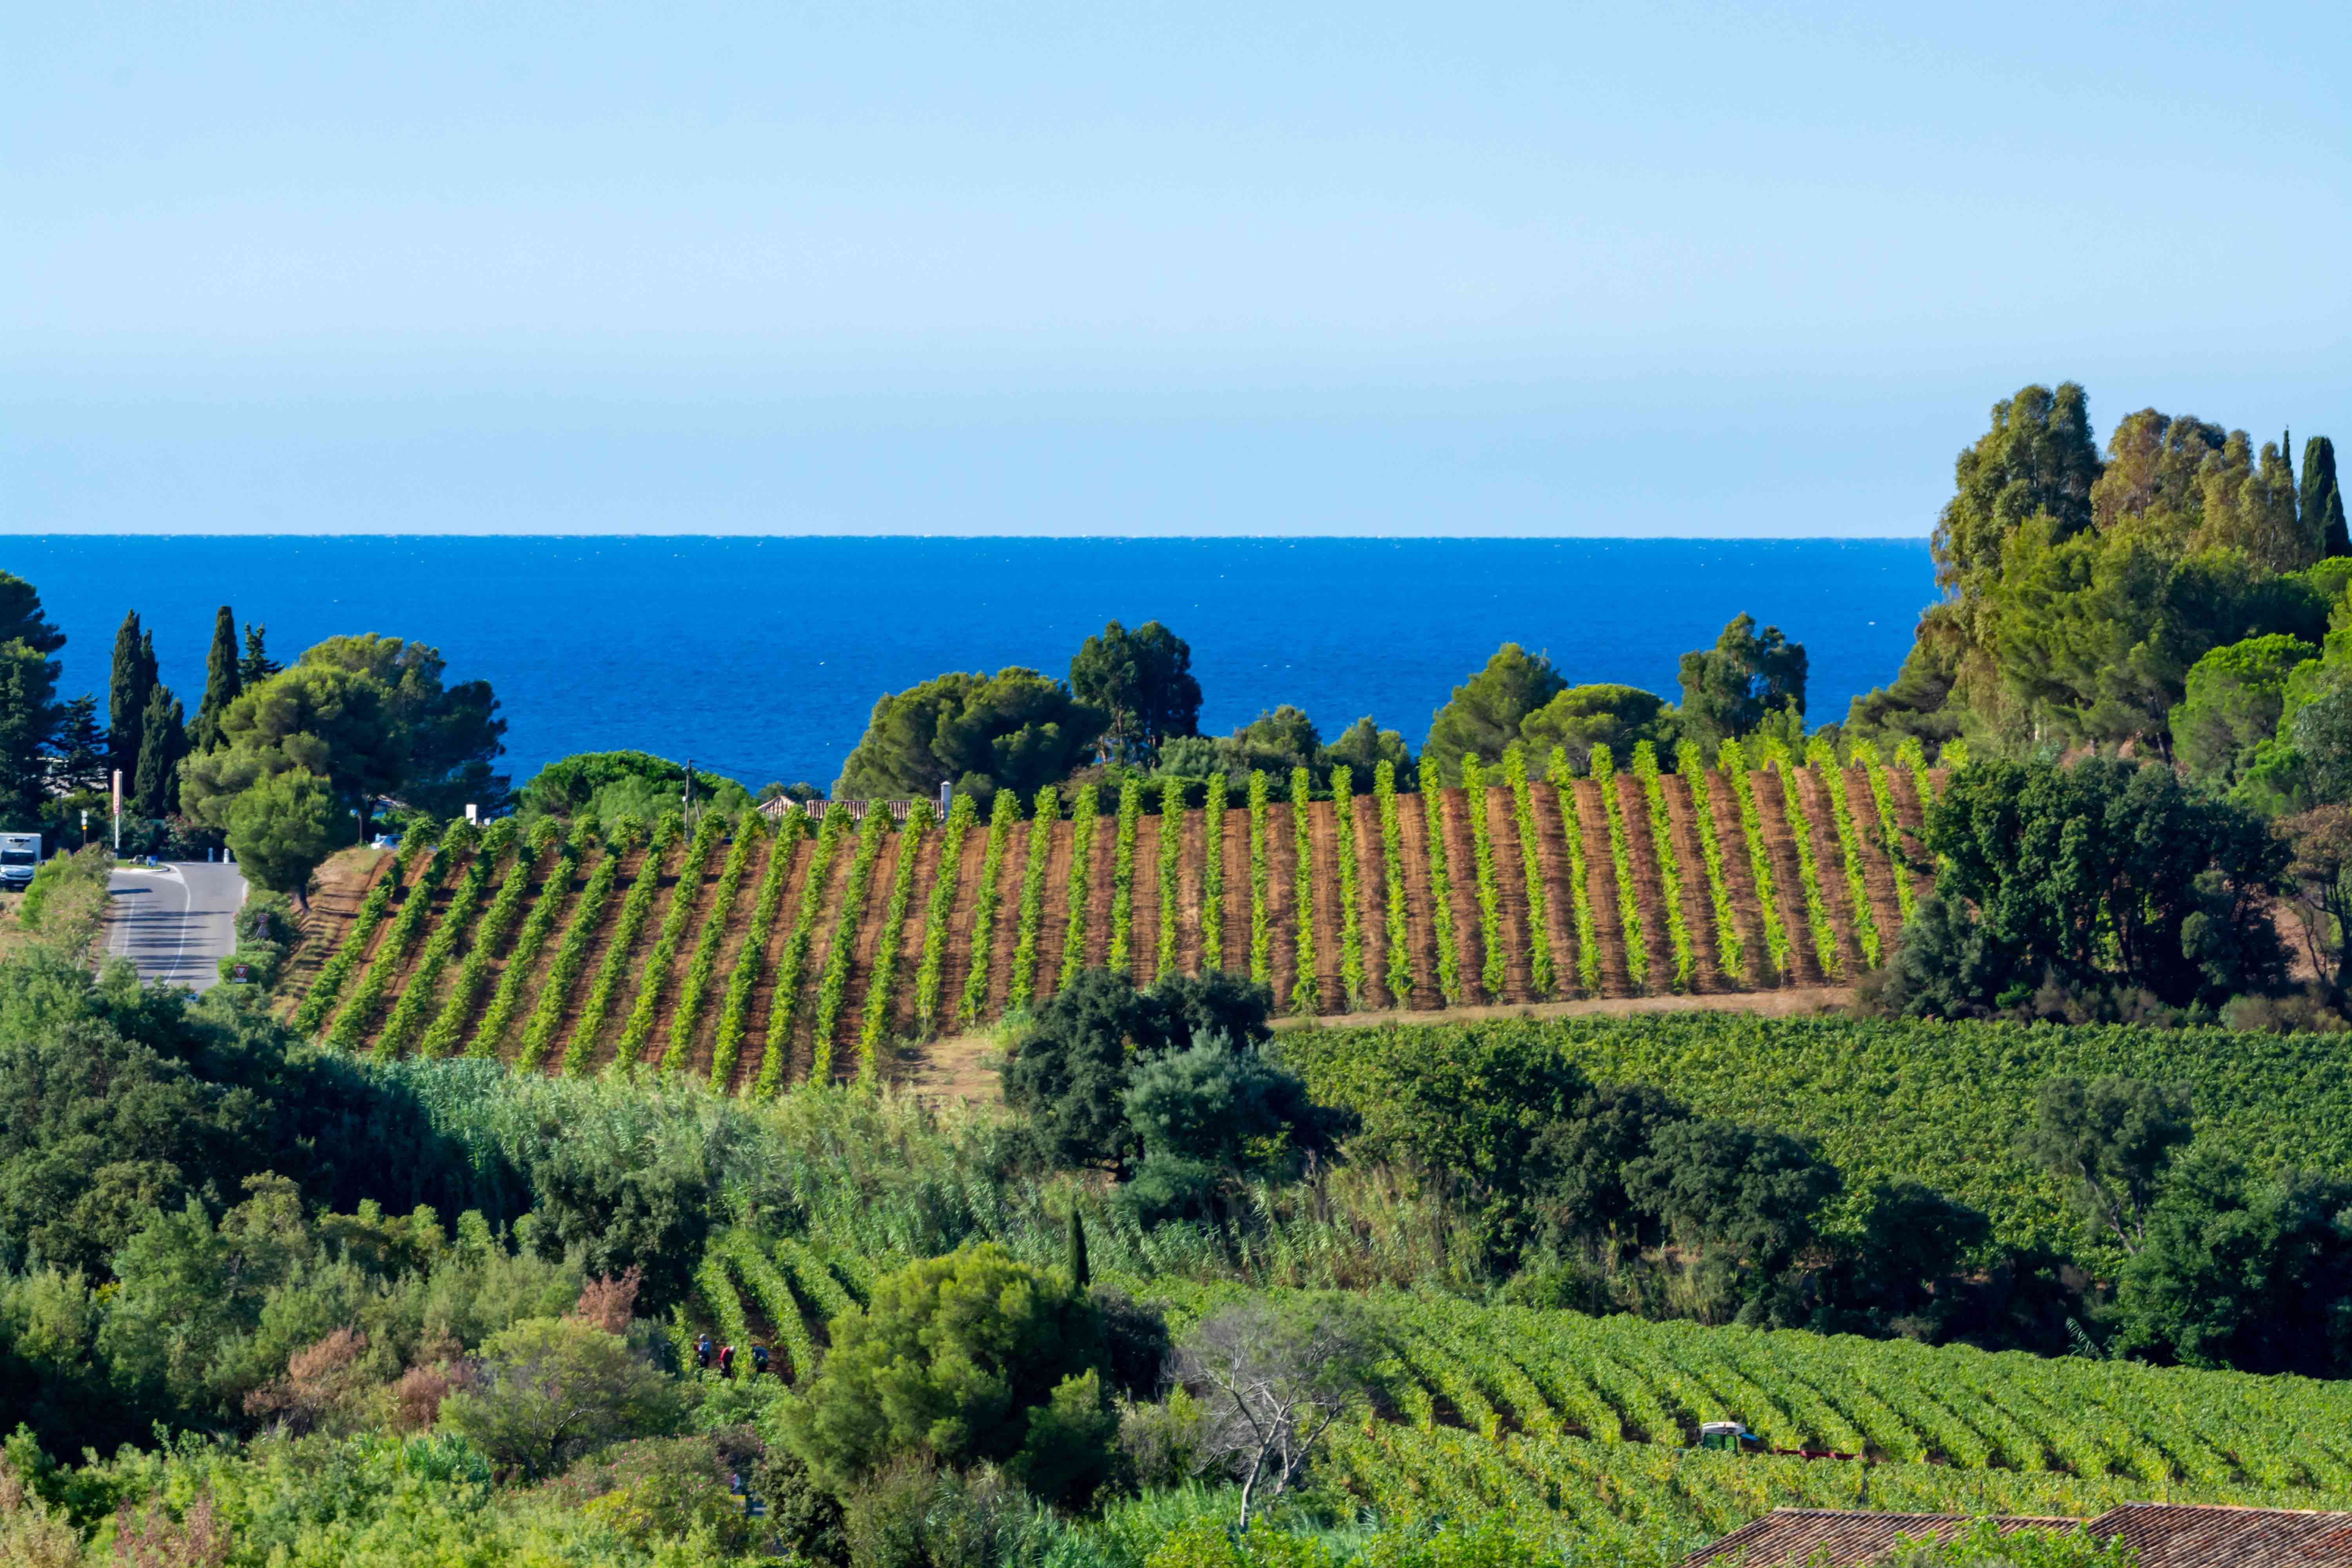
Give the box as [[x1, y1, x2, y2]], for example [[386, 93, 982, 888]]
[[1697, 1420, 1761, 1454]]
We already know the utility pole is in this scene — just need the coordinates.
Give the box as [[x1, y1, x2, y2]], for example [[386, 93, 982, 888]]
[[683, 759, 693, 822], [111, 769, 121, 851]]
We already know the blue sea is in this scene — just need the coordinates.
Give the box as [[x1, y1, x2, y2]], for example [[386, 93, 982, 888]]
[[5, 537, 1933, 791]]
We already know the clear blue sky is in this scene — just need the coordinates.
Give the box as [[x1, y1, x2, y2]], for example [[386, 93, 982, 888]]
[[5, 2, 2346, 536]]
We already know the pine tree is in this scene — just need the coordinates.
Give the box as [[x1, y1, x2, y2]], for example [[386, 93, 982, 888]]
[[53, 695, 107, 794], [191, 605, 240, 751], [2304, 436, 2347, 559], [108, 612, 153, 788], [238, 622, 281, 687], [132, 684, 185, 819]]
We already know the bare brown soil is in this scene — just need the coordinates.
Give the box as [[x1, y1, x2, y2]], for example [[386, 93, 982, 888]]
[[1034, 818, 1076, 1001], [1567, 779, 1636, 997], [931, 826, 991, 1035], [727, 833, 815, 1096], [1131, 813, 1163, 987], [780, 827, 863, 1082], [1081, 814, 1114, 971], [1530, 782, 1584, 998], [1658, 775, 1731, 993], [1176, 808, 1209, 976], [1277, 985, 1857, 1033], [984, 827, 1027, 1018], [1700, 770, 1775, 987], [1612, 774, 1682, 996], [1305, 799, 1343, 1011], [1789, 768, 1862, 975], [1835, 767, 1907, 950], [1217, 802, 1248, 973], [276, 847, 390, 1013], [1482, 788, 1537, 1004], [555, 844, 653, 1074], [1349, 795, 1394, 1010], [1749, 776, 1832, 986], [1393, 794, 1440, 1007], [886, 826, 947, 1038], [1434, 789, 1488, 1004], [1268, 801, 1302, 1007]]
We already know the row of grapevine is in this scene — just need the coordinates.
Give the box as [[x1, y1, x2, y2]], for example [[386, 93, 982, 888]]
[[1057, 784, 1099, 990], [520, 844, 622, 1071], [1109, 776, 1142, 976], [1677, 749, 1746, 982], [1809, 739, 1884, 967], [1157, 776, 1183, 981], [562, 817, 677, 1068], [1008, 787, 1056, 1010], [1714, 740, 1791, 980], [1289, 766, 1316, 1014], [1501, 748, 1556, 1000], [1588, 747, 1651, 993], [1374, 761, 1413, 1006], [1548, 749, 1602, 995], [1460, 756, 1506, 1002], [710, 815, 805, 1089], [1200, 772, 1226, 971], [1632, 743, 1695, 991], [810, 811, 889, 1080], [914, 793, 978, 1031], [1761, 739, 1843, 978], [417, 828, 548, 1058], [617, 813, 726, 1062], [857, 800, 931, 1078], [373, 842, 497, 1061], [960, 790, 1019, 1025], [1247, 770, 1272, 987], [755, 806, 850, 1098], [1330, 766, 1367, 1009], [1850, 738, 1920, 923], [326, 837, 456, 1052], [293, 828, 439, 1034], [1420, 760, 1465, 1004], [661, 818, 766, 1070]]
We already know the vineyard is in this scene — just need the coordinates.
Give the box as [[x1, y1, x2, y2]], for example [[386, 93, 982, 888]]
[[283, 749, 1942, 1089], [676, 1247, 2352, 1555]]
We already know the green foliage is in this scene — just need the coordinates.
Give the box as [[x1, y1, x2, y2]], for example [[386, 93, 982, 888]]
[[963, 789, 1021, 1025], [1631, 743, 1693, 991], [1589, 746, 1650, 994], [859, 801, 933, 1079], [710, 813, 803, 1088], [1762, 740, 1843, 978], [813, 811, 891, 1080], [1808, 740, 1883, 969], [375, 842, 494, 1061], [614, 812, 725, 1064], [328, 839, 454, 1054], [1500, 749, 1556, 1000], [508, 841, 616, 1072], [1421, 759, 1465, 1005], [1112, 776, 1143, 977], [1374, 761, 1413, 1006], [662, 815, 764, 1071], [780, 1245, 1114, 1506], [1330, 767, 1367, 1009], [1291, 766, 1317, 1015], [1460, 757, 1505, 1002], [1425, 644, 1566, 780], [515, 750, 748, 823], [441, 1315, 686, 1480], [1071, 619, 1203, 763], [1201, 771, 1229, 973], [419, 822, 550, 1058], [760, 806, 852, 1096], [1678, 613, 1807, 751], [1717, 740, 1792, 980], [1060, 783, 1101, 992], [915, 791, 979, 1032], [224, 764, 341, 902], [834, 666, 1104, 807], [1248, 771, 1273, 987], [294, 842, 410, 1034], [1893, 757, 2288, 1015], [1160, 775, 1186, 982], [1546, 748, 1602, 996], [1677, 748, 1746, 980], [1010, 786, 1058, 1009], [2171, 633, 2319, 793], [1849, 739, 1920, 926], [1518, 684, 1677, 777]]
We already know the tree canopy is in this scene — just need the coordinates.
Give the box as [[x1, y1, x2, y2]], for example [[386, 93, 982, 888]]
[[1423, 644, 1566, 779], [833, 666, 1103, 806], [1677, 613, 1806, 751], [1067, 619, 1201, 763]]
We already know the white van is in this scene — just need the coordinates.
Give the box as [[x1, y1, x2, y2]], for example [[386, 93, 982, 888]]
[[0, 833, 40, 890]]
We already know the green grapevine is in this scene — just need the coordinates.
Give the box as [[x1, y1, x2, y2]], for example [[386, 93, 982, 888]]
[[1501, 748, 1555, 999], [1157, 775, 1183, 981], [1419, 759, 1464, 1005], [1329, 767, 1367, 1009], [1461, 756, 1506, 1001], [914, 792, 978, 1032], [569, 814, 681, 1073], [1247, 771, 1272, 987], [1548, 748, 1602, 995], [521, 844, 624, 1071], [1200, 771, 1227, 972], [661, 815, 764, 1071], [1109, 775, 1142, 977], [616, 812, 727, 1063], [1290, 765, 1316, 1015], [706, 815, 801, 1090], [372, 844, 493, 1060], [1764, 737, 1842, 978], [1055, 784, 1099, 990], [1588, 746, 1651, 993], [1374, 760, 1412, 1006], [857, 800, 931, 1079], [1850, 739, 1918, 924], [1677, 748, 1747, 982], [811, 809, 890, 1079], [960, 789, 1019, 1025], [1008, 786, 1056, 1010], [754, 805, 851, 1098], [1810, 737, 1883, 967], [1717, 739, 1792, 981], [1632, 742, 1695, 991], [328, 839, 454, 1053]]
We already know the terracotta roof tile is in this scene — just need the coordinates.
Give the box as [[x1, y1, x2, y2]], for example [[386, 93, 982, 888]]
[[1680, 1509, 2072, 1566], [2082, 1502, 2352, 1567]]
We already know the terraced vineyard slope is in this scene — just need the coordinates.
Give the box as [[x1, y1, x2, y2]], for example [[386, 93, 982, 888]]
[[285, 758, 1937, 1088]]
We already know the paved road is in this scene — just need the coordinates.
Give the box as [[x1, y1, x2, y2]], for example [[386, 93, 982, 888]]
[[105, 860, 249, 991]]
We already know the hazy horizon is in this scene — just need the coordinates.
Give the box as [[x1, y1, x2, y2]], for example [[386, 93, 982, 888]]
[[8, 4, 2346, 538]]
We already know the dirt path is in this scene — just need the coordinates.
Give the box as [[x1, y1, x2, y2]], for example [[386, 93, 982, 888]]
[[1177, 806, 1209, 976], [1836, 767, 1907, 953], [1395, 797, 1440, 1007], [1131, 809, 1164, 987], [889, 826, 948, 1037], [1702, 769, 1775, 988], [1349, 794, 1394, 1010], [932, 824, 990, 1033], [1612, 774, 1680, 997], [1306, 799, 1344, 1012], [1483, 787, 1537, 1004], [1035, 817, 1076, 1000], [1532, 780, 1586, 999], [1749, 775, 1831, 987], [1434, 788, 1488, 1004], [1790, 768, 1863, 976], [1218, 800, 1249, 973], [1269, 800, 1303, 1007]]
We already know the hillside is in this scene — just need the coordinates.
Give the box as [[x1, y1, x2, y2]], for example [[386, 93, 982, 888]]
[[285, 749, 1938, 1090]]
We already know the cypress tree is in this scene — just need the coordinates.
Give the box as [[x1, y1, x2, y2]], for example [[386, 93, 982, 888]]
[[1065, 1207, 1090, 1292], [108, 612, 151, 788], [192, 605, 240, 750], [132, 684, 185, 819], [2303, 436, 2347, 558]]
